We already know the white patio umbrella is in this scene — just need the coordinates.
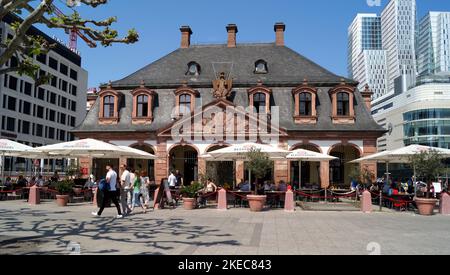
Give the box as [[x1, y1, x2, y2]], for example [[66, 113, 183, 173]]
[[351, 145, 450, 184], [208, 143, 290, 188], [30, 139, 131, 157], [287, 149, 337, 189], [0, 139, 34, 183], [117, 146, 156, 160]]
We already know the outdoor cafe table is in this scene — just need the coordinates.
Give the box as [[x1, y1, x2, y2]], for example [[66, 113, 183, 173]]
[[265, 191, 286, 208], [387, 193, 415, 210], [229, 191, 252, 208]]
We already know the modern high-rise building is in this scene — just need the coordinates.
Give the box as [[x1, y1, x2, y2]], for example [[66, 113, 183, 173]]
[[417, 11, 450, 77], [348, 14, 389, 100], [0, 13, 88, 173], [381, 0, 417, 93]]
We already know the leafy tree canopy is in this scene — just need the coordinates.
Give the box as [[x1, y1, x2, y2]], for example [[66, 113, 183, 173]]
[[0, 0, 139, 84]]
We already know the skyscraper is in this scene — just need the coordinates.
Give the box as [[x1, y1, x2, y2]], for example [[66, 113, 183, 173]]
[[417, 12, 450, 76], [381, 0, 417, 93], [348, 14, 388, 99]]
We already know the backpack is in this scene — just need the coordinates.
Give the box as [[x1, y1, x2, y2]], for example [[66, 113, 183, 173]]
[[98, 179, 110, 192]]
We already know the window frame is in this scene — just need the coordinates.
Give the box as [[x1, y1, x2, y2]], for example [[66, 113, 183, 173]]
[[131, 87, 155, 124]]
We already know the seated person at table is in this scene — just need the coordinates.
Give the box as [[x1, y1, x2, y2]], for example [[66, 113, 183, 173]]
[[205, 179, 217, 193], [382, 182, 391, 195], [28, 177, 36, 187], [278, 181, 287, 192], [388, 182, 399, 196], [4, 177, 12, 190], [240, 180, 251, 192], [17, 175, 28, 188], [263, 181, 272, 192], [84, 175, 96, 189], [36, 175, 45, 187], [369, 182, 379, 193]]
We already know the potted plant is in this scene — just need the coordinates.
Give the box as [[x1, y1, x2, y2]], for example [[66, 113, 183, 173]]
[[245, 148, 273, 212], [55, 180, 74, 207], [409, 150, 445, 216], [180, 182, 204, 210]]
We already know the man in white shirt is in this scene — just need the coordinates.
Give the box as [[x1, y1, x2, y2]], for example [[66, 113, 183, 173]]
[[120, 165, 132, 215], [168, 171, 177, 189], [92, 164, 123, 218]]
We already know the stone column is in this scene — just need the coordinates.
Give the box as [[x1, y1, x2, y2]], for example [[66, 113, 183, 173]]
[[155, 142, 168, 184], [236, 160, 244, 184], [198, 158, 206, 178], [274, 160, 288, 184], [320, 161, 330, 189]]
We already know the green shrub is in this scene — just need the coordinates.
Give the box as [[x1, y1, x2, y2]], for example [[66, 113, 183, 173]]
[[180, 182, 204, 198]]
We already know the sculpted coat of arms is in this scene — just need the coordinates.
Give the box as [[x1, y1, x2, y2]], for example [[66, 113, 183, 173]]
[[212, 72, 233, 99]]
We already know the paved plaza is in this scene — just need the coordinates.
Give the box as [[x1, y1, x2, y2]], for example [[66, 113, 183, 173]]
[[0, 200, 449, 255]]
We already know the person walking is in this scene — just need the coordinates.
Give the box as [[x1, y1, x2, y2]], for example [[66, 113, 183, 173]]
[[131, 171, 147, 214], [168, 171, 177, 190], [120, 165, 132, 216], [92, 164, 123, 218], [140, 171, 150, 209], [129, 168, 136, 208]]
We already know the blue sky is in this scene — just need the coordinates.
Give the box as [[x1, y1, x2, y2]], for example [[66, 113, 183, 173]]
[[42, 0, 450, 88]]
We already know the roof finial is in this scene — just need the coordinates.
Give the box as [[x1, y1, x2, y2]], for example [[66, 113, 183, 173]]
[[181, 80, 188, 87], [340, 78, 346, 85], [107, 81, 112, 89], [303, 78, 308, 86], [257, 79, 263, 86], [140, 80, 145, 88]]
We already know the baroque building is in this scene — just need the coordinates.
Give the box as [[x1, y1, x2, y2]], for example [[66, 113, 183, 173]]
[[73, 23, 385, 188]]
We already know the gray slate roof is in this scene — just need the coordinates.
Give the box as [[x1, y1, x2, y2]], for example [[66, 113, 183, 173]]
[[109, 43, 354, 87], [75, 43, 385, 134]]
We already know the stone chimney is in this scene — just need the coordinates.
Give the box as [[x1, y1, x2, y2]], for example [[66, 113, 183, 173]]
[[180, 26, 193, 49], [361, 84, 374, 111], [226, 24, 238, 48], [274, 22, 286, 46]]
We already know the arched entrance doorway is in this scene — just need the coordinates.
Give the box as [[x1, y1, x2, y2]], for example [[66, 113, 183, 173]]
[[127, 144, 155, 180], [206, 145, 234, 187], [290, 144, 321, 189], [329, 144, 361, 188], [169, 145, 198, 186]]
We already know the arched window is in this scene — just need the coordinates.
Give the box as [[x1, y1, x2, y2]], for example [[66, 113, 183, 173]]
[[337, 92, 350, 116], [179, 94, 192, 115], [103, 95, 115, 118], [136, 95, 149, 117], [253, 93, 266, 113], [299, 92, 312, 116]]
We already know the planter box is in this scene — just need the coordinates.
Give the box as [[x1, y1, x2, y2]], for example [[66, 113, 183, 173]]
[[247, 195, 267, 212]]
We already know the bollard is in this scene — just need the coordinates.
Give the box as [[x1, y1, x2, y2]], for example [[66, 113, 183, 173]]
[[28, 185, 40, 205], [379, 190, 383, 212], [440, 192, 450, 215], [217, 189, 227, 211], [284, 190, 295, 212], [361, 190, 372, 213]]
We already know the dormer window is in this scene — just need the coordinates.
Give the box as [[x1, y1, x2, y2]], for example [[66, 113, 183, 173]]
[[103, 96, 115, 118], [132, 86, 155, 125], [248, 82, 272, 114], [187, 62, 201, 76], [299, 93, 312, 116], [179, 94, 192, 114], [99, 88, 121, 125], [329, 83, 356, 124], [292, 84, 318, 124], [337, 92, 350, 116], [253, 93, 267, 113], [255, 60, 268, 74], [174, 84, 199, 117]]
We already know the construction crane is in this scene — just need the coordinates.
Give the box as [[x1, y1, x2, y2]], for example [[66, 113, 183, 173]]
[[50, 4, 97, 51]]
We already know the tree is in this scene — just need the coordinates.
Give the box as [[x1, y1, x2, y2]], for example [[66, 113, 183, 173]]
[[0, 0, 139, 84], [409, 150, 445, 198], [245, 148, 273, 194]]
